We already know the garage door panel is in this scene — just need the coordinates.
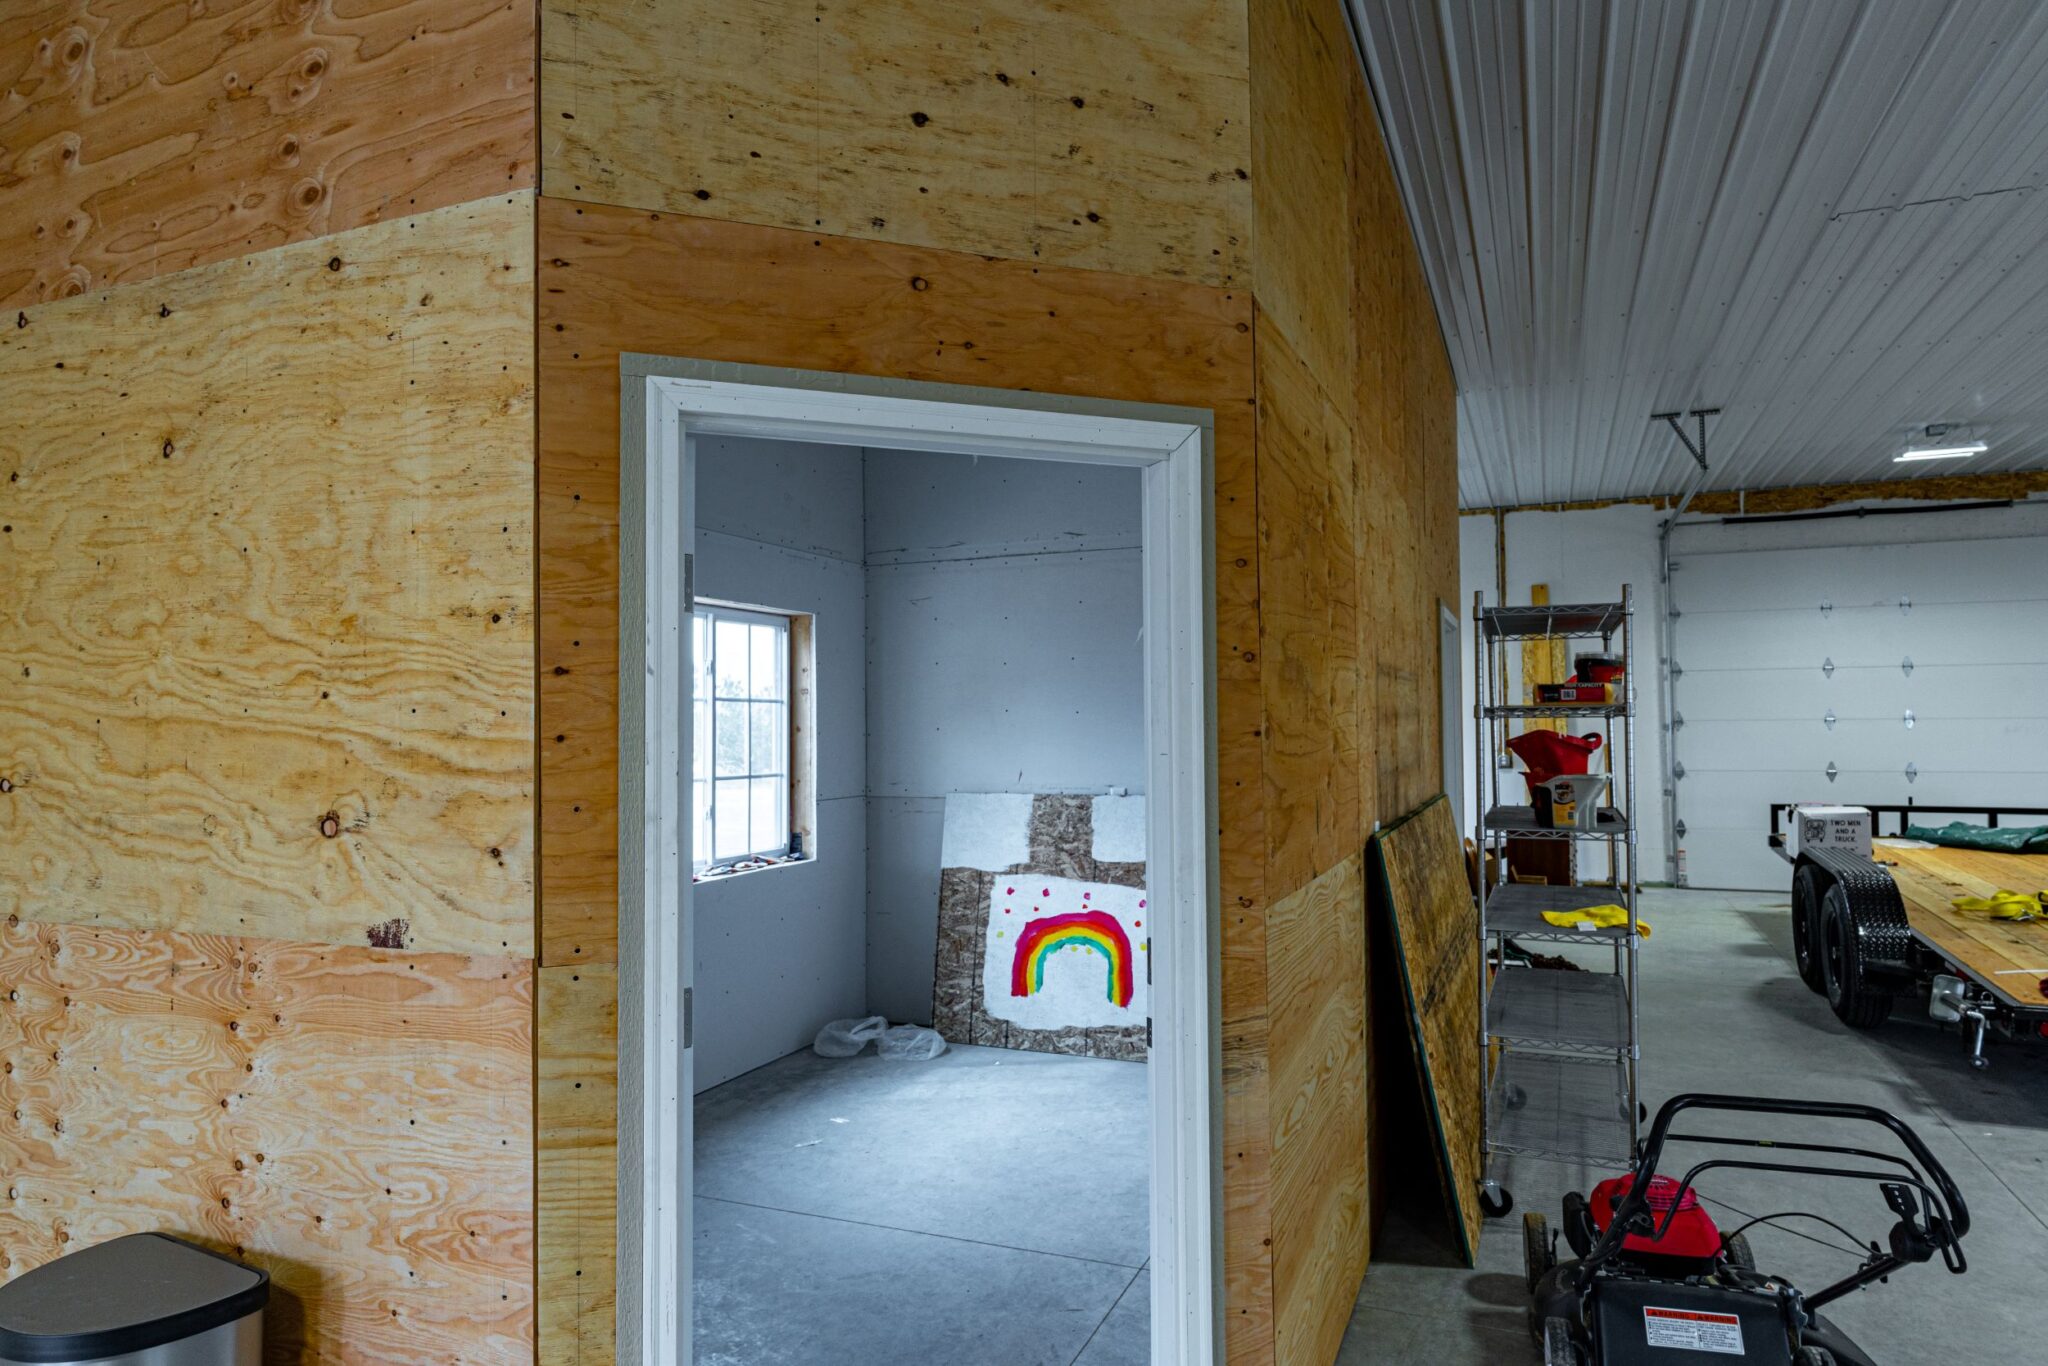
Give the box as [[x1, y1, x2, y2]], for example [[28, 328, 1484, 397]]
[[1675, 668, 1923, 720], [1678, 601, 2047, 668], [1671, 511, 2048, 888], [1677, 536, 2047, 609]]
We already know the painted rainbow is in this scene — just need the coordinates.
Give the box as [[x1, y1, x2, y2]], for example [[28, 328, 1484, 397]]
[[1009, 909, 1135, 1008]]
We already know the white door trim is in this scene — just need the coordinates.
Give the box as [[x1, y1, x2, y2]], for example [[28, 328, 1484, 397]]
[[617, 359, 1222, 1366]]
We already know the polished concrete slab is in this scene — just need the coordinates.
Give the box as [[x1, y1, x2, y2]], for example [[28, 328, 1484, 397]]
[[1341, 888, 2048, 1366], [694, 1043, 1148, 1366]]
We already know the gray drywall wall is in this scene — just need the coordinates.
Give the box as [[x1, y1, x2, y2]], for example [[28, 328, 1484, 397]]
[[692, 436, 868, 1092], [862, 448, 1146, 1023]]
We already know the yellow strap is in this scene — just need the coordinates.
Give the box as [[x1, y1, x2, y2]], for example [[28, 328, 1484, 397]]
[[1539, 904, 1652, 938], [1951, 890, 2048, 921]]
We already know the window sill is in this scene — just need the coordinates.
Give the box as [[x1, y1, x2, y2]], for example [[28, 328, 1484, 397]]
[[693, 853, 812, 885]]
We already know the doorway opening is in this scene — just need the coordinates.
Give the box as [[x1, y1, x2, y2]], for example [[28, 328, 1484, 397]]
[[617, 360, 1220, 1366]]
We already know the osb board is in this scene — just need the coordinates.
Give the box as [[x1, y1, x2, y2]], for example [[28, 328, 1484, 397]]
[[0, 0, 537, 306], [1883, 844, 2048, 1007], [1256, 312, 1360, 896], [540, 0, 1251, 288], [1249, 0, 1357, 415], [1265, 851, 1368, 1366], [1369, 795, 1482, 1263], [536, 195, 1255, 966], [932, 794, 1148, 1060], [0, 917, 533, 1364], [0, 194, 537, 959], [538, 964, 617, 1366]]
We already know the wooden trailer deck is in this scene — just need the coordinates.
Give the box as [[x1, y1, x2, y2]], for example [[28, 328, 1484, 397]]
[[1878, 841, 2048, 1010]]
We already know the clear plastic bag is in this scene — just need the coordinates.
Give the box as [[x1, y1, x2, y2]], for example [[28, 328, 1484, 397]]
[[875, 1024, 947, 1061], [813, 1015, 888, 1058]]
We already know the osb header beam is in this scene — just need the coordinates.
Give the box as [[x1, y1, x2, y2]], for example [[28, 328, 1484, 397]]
[[0, 194, 537, 960], [0, 0, 537, 306], [540, 0, 1251, 288], [0, 918, 533, 1363]]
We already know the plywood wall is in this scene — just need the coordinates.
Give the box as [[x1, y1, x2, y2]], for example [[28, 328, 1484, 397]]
[[0, 920, 533, 1363], [0, 195, 538, 958], [1249, 1, 1459, 1362], [527, 0, 1453, 1359], [0, 0, 536, 306], [0, 7, 540, 1362], [540, 0, 1251, 287]]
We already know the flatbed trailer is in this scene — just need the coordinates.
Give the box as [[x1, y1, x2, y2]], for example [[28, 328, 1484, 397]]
[[1773, 816, 2048, 1068]]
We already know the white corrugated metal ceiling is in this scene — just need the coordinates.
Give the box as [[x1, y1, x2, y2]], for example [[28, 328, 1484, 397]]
[[1351, 0, 2048, 508]]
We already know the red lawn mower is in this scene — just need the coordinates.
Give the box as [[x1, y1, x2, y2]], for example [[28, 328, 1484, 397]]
[[1525, 1095, 1969, 1366]]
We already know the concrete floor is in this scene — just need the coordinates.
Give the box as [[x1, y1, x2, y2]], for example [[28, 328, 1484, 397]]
[[1340, 887, 2048, 1365], [693, 1042, 1148, 1366]]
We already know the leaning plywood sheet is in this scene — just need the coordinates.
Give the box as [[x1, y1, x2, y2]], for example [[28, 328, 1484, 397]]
[[0, 917, 533, 1364], [0, 195, 536, 958], [1369, 794, 1482, 1263], [932, 793, 1149, 1059]]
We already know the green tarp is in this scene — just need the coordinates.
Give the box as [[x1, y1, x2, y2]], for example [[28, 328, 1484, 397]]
[[1905, 821, 2048, 854]]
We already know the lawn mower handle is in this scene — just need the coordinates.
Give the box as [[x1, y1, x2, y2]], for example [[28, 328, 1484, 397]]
[[1587, 1093, 1971, 1274]]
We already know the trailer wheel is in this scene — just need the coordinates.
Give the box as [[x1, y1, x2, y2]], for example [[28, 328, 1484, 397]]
[[1820, 882, 1894, 1028], [1791, 864, 1828, 994]]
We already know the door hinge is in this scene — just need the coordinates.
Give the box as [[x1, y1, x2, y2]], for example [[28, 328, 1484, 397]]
[[683, 986, 694, 1050], [683, 552, 695, 614]]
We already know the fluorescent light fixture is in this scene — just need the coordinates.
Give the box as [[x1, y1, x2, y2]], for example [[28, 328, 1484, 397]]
[[1894, 441, 1986, 463]]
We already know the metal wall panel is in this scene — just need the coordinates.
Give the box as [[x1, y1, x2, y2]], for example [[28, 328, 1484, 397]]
[[1353, 0, 2048, 507]]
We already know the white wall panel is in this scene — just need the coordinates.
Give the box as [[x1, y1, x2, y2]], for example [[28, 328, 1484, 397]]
[[692, 438, 871, 1090], [862, 450, 1144, 1024]]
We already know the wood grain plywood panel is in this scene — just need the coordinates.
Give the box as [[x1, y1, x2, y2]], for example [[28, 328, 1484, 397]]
[[0, 918, 533, 1364], [1266, 852, 1367, 1366], [538, 964, 617, 1366], [1249, 0, 1356, 411], [0, 0, 536, 306], [0, 194, 536, 959], [1370, 796, 1481, 1262], [540, 0, 1251, 287], [1257, 314, 1358, 895], [536, 195, 1252, 964]]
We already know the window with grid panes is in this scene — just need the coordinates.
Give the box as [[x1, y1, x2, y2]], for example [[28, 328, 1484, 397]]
[[691, 603, 793, 870]]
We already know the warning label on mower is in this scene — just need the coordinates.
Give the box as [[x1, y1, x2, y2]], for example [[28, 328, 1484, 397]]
[[1643, 1306, 1745, 1355]]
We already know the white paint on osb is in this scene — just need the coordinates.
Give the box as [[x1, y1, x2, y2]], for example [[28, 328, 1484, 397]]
[[982, 874, 1150, 1030], [1092, 794, 1148, 863], [936, 791, 1034, 871]]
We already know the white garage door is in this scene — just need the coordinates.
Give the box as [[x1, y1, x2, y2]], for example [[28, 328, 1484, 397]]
[[1670, 502, 2048, 891]]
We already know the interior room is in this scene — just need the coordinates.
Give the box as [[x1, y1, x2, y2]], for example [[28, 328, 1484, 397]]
[[3, 4, 2045, 1366], [686, 436, 1150, 1364]]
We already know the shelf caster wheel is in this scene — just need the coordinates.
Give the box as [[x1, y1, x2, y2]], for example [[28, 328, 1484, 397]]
[[1480, 1182, 1515, 1219], [1970, 1054, 1990, 1071]]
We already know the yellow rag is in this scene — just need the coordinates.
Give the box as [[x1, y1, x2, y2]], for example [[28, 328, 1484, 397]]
[[1540, 904, 1651, 938], [1951, 890, 2048, 921]]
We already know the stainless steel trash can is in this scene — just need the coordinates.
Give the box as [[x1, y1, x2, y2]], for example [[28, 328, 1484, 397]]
[[0, 1233, 265, 1366]]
